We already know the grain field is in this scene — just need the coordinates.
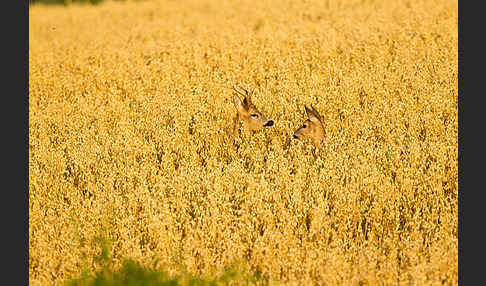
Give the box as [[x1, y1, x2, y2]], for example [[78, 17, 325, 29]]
[[29, 0, 458, 285]]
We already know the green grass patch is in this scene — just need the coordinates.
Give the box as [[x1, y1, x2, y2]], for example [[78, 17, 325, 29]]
[[67, 259, 264, 286], [65, 234, 265, 286]]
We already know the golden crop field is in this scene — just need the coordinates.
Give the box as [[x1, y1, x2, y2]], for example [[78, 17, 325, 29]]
[[29, 0, 458, 285]]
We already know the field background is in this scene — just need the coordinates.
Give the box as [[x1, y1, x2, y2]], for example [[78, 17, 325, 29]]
[[29, 0, 458, 285]]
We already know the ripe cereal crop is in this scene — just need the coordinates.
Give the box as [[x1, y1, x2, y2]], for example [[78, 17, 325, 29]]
[[29, 0, 458, 285]]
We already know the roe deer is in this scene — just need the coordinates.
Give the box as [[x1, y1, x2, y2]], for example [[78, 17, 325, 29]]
[[292, 105, 325, 147], [232, 84, 274, 139]]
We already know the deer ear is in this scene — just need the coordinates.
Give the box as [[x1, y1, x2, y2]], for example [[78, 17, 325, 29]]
[[305, 105, 313, 118], [306, 105, 322, 123], [243, 96, 249, 107], [244, 90, 252, 105], [233, 94, 246, 112], [310, 105, 322, 122]]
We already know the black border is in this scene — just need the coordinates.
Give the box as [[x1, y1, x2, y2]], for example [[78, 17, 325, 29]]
[[12, 0, 28, 285], [458, 1, 477, 285], [10, 1, 30, 285]]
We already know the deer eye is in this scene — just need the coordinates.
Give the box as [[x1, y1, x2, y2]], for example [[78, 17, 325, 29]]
[[250, 114, 259, 118], [302, 124, 307, 128]]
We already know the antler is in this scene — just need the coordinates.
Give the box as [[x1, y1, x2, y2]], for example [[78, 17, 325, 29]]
[[233, 84, 249, 97]]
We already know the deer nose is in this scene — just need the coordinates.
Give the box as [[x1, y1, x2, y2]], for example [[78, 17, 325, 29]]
[[293, 134, 299, 139], [264, 120, 274, 127]]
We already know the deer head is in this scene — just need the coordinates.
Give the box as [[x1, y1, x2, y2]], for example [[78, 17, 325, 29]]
[[232, 84, 274, 138], [293, 105, 325, 147]]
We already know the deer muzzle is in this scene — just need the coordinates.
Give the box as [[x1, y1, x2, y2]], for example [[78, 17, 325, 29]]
[[264, 120, 274, 127]]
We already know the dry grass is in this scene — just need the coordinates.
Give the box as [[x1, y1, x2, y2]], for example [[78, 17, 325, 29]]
[[29, 0, 458, 285]]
